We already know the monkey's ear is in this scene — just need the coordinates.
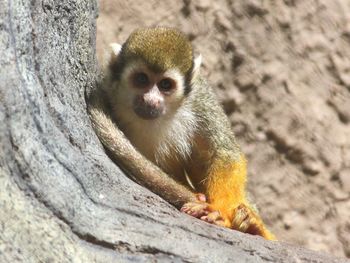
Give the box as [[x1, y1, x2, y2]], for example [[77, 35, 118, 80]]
[[191, 54, 202, 82], [110, 43, 122, 57], [109, 43, 122, 64], [102, 43, 122, 71]]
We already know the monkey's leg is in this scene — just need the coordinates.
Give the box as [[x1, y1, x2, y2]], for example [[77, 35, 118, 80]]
[[206, 154, 276, 240]]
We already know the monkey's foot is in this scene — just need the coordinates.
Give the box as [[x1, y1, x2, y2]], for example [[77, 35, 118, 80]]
[[231, 204, 276, 240]]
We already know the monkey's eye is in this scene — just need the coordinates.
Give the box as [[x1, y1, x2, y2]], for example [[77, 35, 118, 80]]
[[133, 72, 149, 87], [158, 78, 173, 92]]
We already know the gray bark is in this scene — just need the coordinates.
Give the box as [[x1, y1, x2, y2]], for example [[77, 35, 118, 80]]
[[0, 0, 347, 262]]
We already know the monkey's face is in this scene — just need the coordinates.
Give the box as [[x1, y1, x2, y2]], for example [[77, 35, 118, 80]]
[[118, 61, 186, 121]]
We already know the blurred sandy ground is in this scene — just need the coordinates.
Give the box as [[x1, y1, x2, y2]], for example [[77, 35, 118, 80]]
[[96, 0, 350, 258]]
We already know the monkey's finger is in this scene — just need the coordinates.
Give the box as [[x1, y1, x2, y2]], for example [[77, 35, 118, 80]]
[[232, 204, 250, 230], [213, 219, 226, 227], [195, 193, 207, 202], [181, 202, 210, 218], [200, 210, 223, 223]]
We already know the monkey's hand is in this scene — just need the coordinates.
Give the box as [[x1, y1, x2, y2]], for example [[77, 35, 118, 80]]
[[181, 194, 226, 226], [231, 204, 276, 240], [180, 193, 209, 218], [200, 211, 226, 227]]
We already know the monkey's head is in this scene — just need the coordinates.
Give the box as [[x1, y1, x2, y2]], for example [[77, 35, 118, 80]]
[[108, 27, 202, 121]]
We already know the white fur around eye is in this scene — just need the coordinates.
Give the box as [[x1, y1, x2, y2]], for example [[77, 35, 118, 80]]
[[163, 69, 185, 99], [119, 60, 144, 84]]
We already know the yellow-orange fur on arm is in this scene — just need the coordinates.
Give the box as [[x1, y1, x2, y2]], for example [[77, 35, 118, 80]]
[[206, 154, 276, 240], [206, 154, 248, 225]]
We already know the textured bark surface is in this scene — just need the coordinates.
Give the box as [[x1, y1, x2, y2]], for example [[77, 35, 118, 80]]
[[0, 0, 348, 262]]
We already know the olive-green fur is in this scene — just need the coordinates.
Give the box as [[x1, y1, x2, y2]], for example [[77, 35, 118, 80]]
[[121, 27, 193, 75]]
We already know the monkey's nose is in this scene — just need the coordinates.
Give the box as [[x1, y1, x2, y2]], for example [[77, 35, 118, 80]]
[[133, 95, 165, 120]]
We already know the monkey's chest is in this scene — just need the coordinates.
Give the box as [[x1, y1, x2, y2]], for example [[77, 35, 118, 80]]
[[127, 129, 188, 181]]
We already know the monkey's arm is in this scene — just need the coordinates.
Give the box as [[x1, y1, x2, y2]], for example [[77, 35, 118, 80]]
[[187, 82, 276, 239], [87, 89, 197, 208], [205, 152, 275, 240]]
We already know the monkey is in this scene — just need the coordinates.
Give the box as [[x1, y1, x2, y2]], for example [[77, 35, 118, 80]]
[[88, 27, 276, 240]]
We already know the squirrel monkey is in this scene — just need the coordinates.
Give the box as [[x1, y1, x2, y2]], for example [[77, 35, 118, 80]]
[[88, 27, 275, 240]]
